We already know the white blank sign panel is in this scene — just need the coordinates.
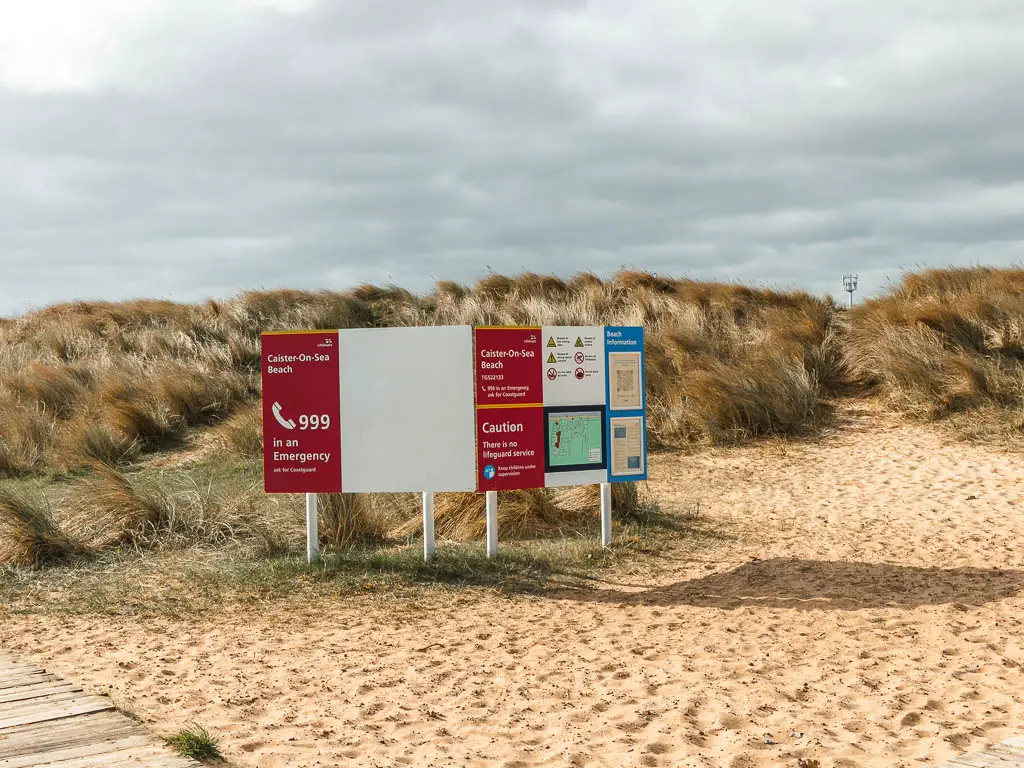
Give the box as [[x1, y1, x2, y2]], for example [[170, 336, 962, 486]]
[[338, 326, 477, 493]]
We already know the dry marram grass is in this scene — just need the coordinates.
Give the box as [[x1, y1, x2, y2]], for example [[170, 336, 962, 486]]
[[0, 272, 841, 477], [0, 485, 82, 566], [846, 267, 1024, 431], [2, 267, 1021, 569]]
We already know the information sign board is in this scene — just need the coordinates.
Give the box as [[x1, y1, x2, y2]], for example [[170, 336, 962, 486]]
[[261, 331, 343, 493], [604, 326, 647, 482], [261, 324, 646, 494]]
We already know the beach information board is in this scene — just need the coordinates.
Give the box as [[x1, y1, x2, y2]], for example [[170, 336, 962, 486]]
[[261, 325, 646, 494]]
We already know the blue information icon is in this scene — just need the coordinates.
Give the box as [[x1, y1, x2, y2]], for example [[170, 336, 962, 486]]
[[483, 464, 496, 480]]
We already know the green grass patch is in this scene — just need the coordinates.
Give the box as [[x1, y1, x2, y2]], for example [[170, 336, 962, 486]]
[[166, 723, 223, 762], [0, 491, 722, 618], [0, 446, 724, 617]]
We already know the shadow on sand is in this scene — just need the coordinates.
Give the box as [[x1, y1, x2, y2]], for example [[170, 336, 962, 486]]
[[559, 557, 1024, 610]]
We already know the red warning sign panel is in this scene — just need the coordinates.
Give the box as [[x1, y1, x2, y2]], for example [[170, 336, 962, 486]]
[[476, 406, 545, 491], [475, 327, 543, 406], [475, 327, 545, 490], [261, 331, 342, 494]]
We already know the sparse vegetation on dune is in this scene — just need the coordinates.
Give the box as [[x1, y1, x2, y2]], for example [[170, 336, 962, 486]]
[[434, 271, 842, 446], [0, 272, 840, 478], [2, 267, 1020, 593], [846, 267, 1024, 435]]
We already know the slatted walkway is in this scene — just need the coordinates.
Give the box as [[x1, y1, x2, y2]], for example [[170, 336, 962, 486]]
[[936, 737, 1024, 767], [0, 651, 200, 768]]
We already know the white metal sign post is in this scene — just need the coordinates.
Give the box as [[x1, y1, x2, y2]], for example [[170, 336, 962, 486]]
[[485, 491, 498, 558], [306, 492, 319, 564], [423, 491, 436, 561], [600, 482, 612, 547]]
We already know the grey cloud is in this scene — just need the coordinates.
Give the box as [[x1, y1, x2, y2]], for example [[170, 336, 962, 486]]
[[2, 0, 1024, 315]]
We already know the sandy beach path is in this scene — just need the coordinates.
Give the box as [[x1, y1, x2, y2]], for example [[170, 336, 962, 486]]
[[2, 400, 1022, 767]]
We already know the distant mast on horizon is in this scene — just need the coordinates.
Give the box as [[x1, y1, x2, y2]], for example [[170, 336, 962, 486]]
[[843, 274, 859, 308]]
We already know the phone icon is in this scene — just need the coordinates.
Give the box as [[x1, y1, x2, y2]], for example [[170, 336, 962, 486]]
[[272, 402, 296, 430]]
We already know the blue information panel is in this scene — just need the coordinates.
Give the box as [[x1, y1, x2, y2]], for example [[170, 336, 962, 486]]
[[603, 327, 647, 483]]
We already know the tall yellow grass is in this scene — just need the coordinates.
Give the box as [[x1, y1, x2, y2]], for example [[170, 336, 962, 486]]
[[2, 268, 1017, 471], [846, 267, 1024, 423], [0, 272, 839, 475], [3, 267, 1022, 567], [0, 485, 82, 566]]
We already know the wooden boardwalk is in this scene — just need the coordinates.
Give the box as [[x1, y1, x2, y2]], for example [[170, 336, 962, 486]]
[[936, 737, 1024, 767], [0, 651, 200, 768]]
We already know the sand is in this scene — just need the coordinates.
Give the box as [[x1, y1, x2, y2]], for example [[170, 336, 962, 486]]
[[2, 400, 1022, 767]]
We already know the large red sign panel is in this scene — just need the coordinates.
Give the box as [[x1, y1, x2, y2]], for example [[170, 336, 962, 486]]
[[261, 331, 342, 493], [475, 327, 545, 490], [476, 407, 545, 491], [475, 327, 543, 406]]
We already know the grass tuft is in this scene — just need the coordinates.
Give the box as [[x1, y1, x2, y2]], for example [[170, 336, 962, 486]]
[[0, 484, 83, 567], [318, 493, 391, 546], [426, 489, 582, 541], [217, 404, 263, 458], [165, 723, 223, 762], [66, 466, 168, 549], [65, 465, 243, 551], [63, 421, 140, 469]]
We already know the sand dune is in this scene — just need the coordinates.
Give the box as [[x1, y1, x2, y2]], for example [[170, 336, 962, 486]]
[[2, 400, 1022, 767]]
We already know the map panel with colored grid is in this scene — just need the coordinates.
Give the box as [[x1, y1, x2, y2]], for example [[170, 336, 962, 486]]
[[547, 410, 603, 467]]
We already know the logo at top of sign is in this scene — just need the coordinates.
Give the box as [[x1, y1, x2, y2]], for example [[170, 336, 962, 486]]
[[483, 464, 496, 480], [574, 351, 585, 364], [574, 367, 585, 380], [574, 337, 584, 347], [546, 367, 557, 381], [546, 337, 556, 348]]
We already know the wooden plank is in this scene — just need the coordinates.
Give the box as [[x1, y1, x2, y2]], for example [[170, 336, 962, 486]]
[[947, 756, 1014, 767], [0, 682, 82, 705], [0, 697, 114, 730], [0, 734, 155, 767], [29, 747, 180, 768], [936, 737, 1024, 768], [0, 651, 201, 768], [992, 742, 1024, 759], [0, 666, 42, 676], [0, 690, 98, 716], [0, 712, 140, 758], [0, 674, 58, 692], [949, 756, 1021, 767], [0, 669, 46, 680]]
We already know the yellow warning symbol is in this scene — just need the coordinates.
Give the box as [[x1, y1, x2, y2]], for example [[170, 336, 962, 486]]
[[574, 336, 584, 347], [546, 337, 556, 347], [547, 352, 556, 363]]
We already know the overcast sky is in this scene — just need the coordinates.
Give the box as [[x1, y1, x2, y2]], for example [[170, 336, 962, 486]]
[[2, 0, 1023, 315]]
